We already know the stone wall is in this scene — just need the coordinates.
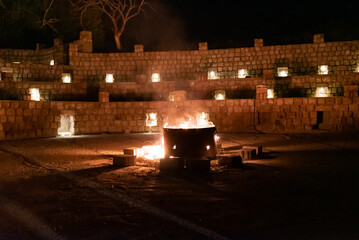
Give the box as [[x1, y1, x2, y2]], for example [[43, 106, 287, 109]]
[[1, 32, 359, 100], [68, 34, 359, 85], [0, 81, 87, 101], [1, 92, 358, 141], [0, 41, 68, 65], [1, 63, 72, 83]]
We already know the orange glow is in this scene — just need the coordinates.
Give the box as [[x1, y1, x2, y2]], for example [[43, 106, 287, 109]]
[[164, 112, 214, 129], [136, 137, 164, 160]]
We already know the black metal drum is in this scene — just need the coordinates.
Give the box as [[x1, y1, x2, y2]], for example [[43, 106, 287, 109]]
[[163, 126, 217, 159]]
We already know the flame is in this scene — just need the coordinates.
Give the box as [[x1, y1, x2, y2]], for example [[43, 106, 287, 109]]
[[164, 112, 214, 129], [136, 137, 164, 160], [138, 112, 216, 160]]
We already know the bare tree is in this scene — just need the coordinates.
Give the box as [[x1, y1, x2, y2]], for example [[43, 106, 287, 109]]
[[71, 0, 149, 50], [39, 0, 58, 30], [0, 0, 6, 9]]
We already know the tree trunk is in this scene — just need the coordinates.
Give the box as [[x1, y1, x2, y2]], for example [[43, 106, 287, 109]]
[[114, 32, 122, 50]]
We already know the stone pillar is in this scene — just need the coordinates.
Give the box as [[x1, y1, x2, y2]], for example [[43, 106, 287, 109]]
[[254, 39, 263, 48], [199, 42, 208, 51], [335, 66, 347, 75], [136, 74, 147, 84], [134, 44, 144, 53], [169, 91, 187, 101], [79, 31, 93, 53], [256, 85, 268, 100], [196, 72, 208, 81], [344, 85, 358, 98], [313, 34, 325, 43], [263, 69, 275, 79], [99, 92, 109, 103]]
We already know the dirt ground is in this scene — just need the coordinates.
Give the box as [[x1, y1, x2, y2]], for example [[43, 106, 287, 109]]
[[0, 132, 359, 240]]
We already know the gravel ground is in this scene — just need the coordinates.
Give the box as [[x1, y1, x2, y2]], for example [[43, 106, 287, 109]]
[[0, 132, 359, 240]]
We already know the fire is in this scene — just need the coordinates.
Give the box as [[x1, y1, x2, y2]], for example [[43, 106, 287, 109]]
[[164, 112, 213, 129], [136, 137, 164, 160], [138, 112, 216, 160], [137, 145, 164, 160]]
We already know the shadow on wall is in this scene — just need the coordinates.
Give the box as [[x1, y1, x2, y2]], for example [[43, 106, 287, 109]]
[[188, 90, 256, 100], [109, 92, 165, 102], [275, 87, 344, 98], [0, 90, 21, 100]]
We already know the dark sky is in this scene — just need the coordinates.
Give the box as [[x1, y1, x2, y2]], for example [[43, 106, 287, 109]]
[[122, 0, 359, 51]]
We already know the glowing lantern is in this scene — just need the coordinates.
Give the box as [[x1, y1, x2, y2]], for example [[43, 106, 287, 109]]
[[315, 87, 330, 97], [277, 67, 288, 77], [30, 88, 40, 101], [267, 89, 275, 99], [208, 70, 218, 80], [62, 73, 71, 83], [318, 65, 328, 75], [146, 113, 158, 127], [215, 90, 226, 100], [50, 60, 55, 66], [238, 69, 248, 78], [151, 73, 160, 82], [105, 73, 114, 83]]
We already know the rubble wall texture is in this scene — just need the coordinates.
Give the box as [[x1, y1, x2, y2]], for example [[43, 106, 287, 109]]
[[1, 95, 358, 141]]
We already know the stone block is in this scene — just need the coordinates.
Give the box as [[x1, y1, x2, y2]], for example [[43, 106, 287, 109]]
[[198, 42, 208, 51], [134, 44, 144, 53], [239, 148, 256, 160], [169, 90, 187, 101], [243, 146, 263, 156], [254, 38, 263, 48], [186, 158, 210, 172], [313, 34, 325, 43], [99, 92, 109, 103], [123, 147, 139, 156], [217, 154, 242, 167], [113, 154, 136, 167], [256, 85, 268, 100], [160, 157, 185, 171]]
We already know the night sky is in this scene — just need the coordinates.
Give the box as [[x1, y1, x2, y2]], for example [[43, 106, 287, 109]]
[[123, 0, 359, 51], [1, 0, 359, 51]]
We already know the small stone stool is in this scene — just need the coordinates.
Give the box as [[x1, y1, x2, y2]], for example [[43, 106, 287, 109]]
[[217, 154, 242, 167], [239, 148, 256, 160], [113, 154, 136, 167], [243, 146, 263, 156], [123, 147, 139, 156]]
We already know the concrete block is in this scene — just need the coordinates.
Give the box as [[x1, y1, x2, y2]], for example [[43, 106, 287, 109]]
[[243, 146, 263, 156], [239, 148, 256, 160], [123, 147, 139, 156], [217, 154, 242, 167], [160, 157, 184, 171], [186, 158, 210, 172], [113, 154, 136, 167]]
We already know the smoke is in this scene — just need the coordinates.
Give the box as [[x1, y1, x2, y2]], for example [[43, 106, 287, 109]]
[[123, 0, 196, 51]]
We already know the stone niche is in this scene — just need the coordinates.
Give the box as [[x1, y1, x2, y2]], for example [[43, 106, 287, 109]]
[[58, 114, 74, 136]]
